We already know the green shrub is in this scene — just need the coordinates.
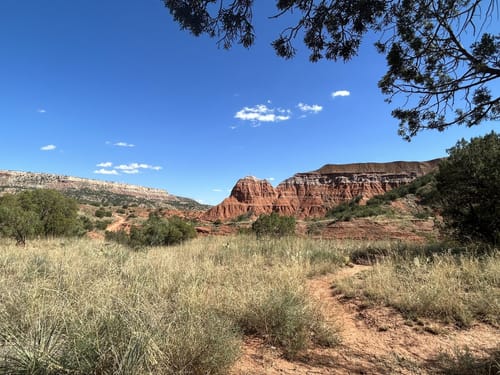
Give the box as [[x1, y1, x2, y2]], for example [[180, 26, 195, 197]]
[[94, 208, 112, 218], [94, 219, 112, 231], [327, 196, 391, 221], [252, 212, 296, 238], [106, 214, 196, 248]]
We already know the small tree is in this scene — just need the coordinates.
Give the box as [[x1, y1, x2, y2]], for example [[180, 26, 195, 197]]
[[0, 198, 40, 246], [252, 212, 296, 238], [436, 132, 500, 244], [0, 189, 81, 244]]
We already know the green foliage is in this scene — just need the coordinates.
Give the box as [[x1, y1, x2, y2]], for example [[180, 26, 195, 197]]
[[326, 173, 440, 222], [327, 196, 391, 221], [163, 0, 499, 139], [94, 207, 112, 218], [106, 214, 197, 248], [0, 189, 81, 244], [94, 219, 112, 231], [251, 212, 296, 238], [436, 132, 499, 244], [366, 172, 439, 207]]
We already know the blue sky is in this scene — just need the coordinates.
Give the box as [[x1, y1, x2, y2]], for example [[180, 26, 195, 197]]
[[1, 1, 497, 205]]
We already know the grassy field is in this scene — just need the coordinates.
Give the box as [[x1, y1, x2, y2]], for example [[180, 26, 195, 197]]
[[0, 236, 498, 374], [0, 236, 350, 374]]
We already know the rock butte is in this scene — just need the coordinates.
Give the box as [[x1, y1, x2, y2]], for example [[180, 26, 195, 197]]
[[204, 159, 442, 221]]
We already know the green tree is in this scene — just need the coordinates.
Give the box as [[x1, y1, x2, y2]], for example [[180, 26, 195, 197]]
[[16, 189, 80, 237], [163, 0, 499, 139], [0, 196, 40, 246], [0, 189, 81, 244], [436, 132, 500, 244], [252, 212, 296, 238]]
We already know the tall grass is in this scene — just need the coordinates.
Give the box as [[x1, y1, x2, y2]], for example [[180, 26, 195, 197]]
[[0, 236, 346, 374], [338, 244, 500, 327]]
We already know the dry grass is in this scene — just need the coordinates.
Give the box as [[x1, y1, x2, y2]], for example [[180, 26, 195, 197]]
[[337, 245, 500, 327], [0, 236, 348, 374], [1, 237, 497, 374]]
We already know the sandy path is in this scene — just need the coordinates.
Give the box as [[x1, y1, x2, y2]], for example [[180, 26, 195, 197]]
[[106, 215, 127, 232], [231, 265, 499, 374]]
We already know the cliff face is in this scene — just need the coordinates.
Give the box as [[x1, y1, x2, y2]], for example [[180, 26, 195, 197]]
[[204, 159, 442, 221]]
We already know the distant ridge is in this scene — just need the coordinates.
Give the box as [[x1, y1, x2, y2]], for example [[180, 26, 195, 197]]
[[313, 159, 443, 175], [0, 170, 208, 210]]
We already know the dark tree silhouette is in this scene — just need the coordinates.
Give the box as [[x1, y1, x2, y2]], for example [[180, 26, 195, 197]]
[[163, 0, 499, 139]]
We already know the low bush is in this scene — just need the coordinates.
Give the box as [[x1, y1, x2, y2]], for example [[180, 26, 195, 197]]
[[106, 214, 196, 248], [327, 196, 392, 221], [252, 212, 296, 238]]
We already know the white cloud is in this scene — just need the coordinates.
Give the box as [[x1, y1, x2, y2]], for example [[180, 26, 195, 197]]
[[267, 177, 275, 181], [332, 90, 351, 98], [115, 163, 162, 172], [40, 144, 56, 151], [297, 102, 323, 114], [212, 189, 223, 192], [97, 161, 113, 167], [37, 109, 46, 113], [114, 142, 135, 147], [235, 104, 291, 124], [94, 169, 119, 175]]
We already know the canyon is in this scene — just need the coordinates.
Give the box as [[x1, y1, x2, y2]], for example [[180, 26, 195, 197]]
[[204, 159, 442, 221]]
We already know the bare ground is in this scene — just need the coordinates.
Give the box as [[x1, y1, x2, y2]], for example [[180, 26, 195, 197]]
[[230, 265, 499, 374]]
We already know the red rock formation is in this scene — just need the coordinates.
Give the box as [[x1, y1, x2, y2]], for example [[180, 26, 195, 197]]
[[204, 177, 277, 221], [204, 159, 442, 221]]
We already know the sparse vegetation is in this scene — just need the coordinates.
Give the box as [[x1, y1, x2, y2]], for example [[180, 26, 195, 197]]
[[337, 242, 500, 327], [327, 195, 393, 221], [326, 172, 440, 222]]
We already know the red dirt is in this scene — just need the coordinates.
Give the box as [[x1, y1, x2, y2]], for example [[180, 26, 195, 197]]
[[230, 265, 499, 374]]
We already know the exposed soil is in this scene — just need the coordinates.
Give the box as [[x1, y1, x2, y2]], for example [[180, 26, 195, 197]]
[[230, 265, 499, 374]]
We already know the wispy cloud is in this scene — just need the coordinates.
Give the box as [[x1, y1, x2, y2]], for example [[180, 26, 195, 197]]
[[37, 109, 47, 114], [94, 168, 119, 175], [94, 162, 162, 175], [235, 104, 291, 125], [297, 102, 323, 114], [114, 163, 162, 171], [40, 144, 56, 151], [212, 189, 223, 192], [267, 177, 275, 182], [332, 90, 351, 98], [114, 141, 135, 148], [114, 163, 162, 174]]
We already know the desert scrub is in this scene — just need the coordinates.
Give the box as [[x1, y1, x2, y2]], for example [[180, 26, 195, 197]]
[[337, 248, 500, 326], [0, 236, 341, 374]]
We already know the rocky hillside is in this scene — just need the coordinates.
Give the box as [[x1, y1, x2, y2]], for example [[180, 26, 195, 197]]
[[0, 170, 207, 210], [204, 159, 442, 220]]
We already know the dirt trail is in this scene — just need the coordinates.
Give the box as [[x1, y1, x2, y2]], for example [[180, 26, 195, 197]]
[[231, 265, 499, 374], [106, 215, 127, 232]]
